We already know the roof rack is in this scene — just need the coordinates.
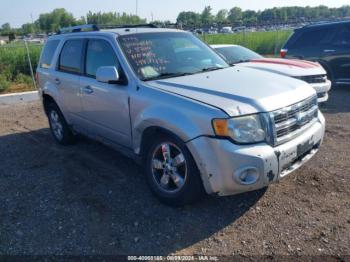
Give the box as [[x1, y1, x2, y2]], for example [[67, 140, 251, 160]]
[[98, 24, 158, 29], [57, 24, 99, 34], [57, 23, 158, 34]]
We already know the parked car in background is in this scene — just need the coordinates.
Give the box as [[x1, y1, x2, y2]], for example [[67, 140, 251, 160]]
[[220, 27, 233, 34], [37, 25, 325, 206], [212, 44, 332, 102], [281, 20, 350, 87]]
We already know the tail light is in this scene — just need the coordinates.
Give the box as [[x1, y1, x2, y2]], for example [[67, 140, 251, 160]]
[[280, 49, 288, 58]]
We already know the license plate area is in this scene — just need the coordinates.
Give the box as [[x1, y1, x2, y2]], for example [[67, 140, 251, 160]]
[[280, 139, 321, 175], [297, 139, 315, 159]]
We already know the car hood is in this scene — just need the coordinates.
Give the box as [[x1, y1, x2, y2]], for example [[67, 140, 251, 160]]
[[146, 67, 316, 117], [237, 58, 326, 77]]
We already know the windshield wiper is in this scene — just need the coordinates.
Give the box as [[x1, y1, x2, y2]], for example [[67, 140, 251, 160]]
[[230, 59, 251, 66], [143, 72, 195, 81], [200, 66, 225, 72]]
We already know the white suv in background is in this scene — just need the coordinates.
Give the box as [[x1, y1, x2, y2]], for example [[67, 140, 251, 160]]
[[212, 44, 332, 103]]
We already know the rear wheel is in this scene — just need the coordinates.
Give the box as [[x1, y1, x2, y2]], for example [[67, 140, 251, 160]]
[[47, 102, 75, 145], [145, 134, 205, 206]]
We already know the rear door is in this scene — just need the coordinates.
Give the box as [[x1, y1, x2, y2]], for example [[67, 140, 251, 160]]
[[285, 27, 332, 60], [52, 38, 86, 129], [321, 24, 350, 84], [79, 38, 132, 148]]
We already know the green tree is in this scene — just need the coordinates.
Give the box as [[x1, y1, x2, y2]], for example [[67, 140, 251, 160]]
[[228, 7, 243, 24], [242, 10, 258, 25], [177, 11, 201, 27], [86, 11, 145, 25], [1, 23, 11, 35], [215, 9, 228, 24], [201, 6, 214, 26], [37, 8, 76, 32], [22, 23, 36, 35]]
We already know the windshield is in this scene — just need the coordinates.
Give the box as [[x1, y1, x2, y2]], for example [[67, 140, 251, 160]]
[[118, 32, 229, 81], [214, 46, 263, 65]]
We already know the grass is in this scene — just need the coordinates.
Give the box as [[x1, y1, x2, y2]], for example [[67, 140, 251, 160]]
[[201, 30, 292, 55], [0, 42, 42, 93], [0, 30, 292, 93]]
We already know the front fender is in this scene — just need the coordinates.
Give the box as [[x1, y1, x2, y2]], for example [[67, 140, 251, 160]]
[[133, 105, 206, 154]]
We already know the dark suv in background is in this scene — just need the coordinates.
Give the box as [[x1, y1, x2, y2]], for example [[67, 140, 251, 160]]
[[281, 20, 350, 86]]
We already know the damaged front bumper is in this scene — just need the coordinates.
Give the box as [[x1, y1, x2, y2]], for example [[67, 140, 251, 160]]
[[186, 112, 325, 196]]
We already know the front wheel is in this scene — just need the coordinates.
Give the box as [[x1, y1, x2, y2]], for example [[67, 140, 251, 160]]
[[145, 134, 205, 206]]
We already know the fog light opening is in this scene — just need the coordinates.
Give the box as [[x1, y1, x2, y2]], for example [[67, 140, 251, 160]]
[[234, 167, 259, 185]]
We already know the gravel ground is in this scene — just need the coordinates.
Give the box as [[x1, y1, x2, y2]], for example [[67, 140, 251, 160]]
[[0, 87, 349, 258]]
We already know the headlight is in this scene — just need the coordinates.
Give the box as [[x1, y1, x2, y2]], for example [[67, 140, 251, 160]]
[[212, 114, 266, 144]]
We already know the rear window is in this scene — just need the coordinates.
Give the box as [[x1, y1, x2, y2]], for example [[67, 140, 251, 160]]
[[40, 40, 59, 69], [58, 39, 84, 74]]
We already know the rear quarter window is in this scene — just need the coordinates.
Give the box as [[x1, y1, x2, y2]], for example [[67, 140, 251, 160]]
[[39, 40, 60, 69]]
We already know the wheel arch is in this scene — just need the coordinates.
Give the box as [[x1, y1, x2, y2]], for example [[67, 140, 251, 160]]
[[42, 93, 57, 115], [139, 126, 185, 161], [318, 60, 334, 83]]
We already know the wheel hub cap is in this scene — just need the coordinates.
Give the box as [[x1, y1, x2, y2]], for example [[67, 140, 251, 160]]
[[151, 142, 187, 193]]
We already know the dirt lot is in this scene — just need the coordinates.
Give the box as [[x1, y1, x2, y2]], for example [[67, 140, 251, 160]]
[[0, 87, 349, 258]]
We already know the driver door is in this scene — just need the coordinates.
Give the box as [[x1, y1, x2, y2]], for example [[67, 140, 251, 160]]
[[79, 38, 132, 148]]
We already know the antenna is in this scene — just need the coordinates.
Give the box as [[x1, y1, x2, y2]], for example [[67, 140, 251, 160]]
[[136, 0, 138, 16]]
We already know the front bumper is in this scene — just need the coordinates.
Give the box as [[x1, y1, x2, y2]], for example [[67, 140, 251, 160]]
[[311, 80, 332, 103], [186, 112, 325, 196]]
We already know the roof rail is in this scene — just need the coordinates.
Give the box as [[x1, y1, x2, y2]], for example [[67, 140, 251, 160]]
[[98, 23, 158, 29], [57, 23, 158, 34], [303, 19, 350, 28], [57, 24, 99, 34]]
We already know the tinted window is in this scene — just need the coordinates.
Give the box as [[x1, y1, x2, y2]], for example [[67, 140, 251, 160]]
[[59, 39, 84, 74], [40, 40, 59, 68], [291, 27, 332, 48], [215, 46, 262, 64], [85, 39, 119, 77], [332, 25, 350, 46]]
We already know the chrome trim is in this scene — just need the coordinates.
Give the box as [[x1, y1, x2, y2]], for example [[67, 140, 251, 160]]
[[270, 96, 318, 146]]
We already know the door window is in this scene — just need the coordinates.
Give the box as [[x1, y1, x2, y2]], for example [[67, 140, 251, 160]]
[[85, 39, 120, 78], [332, 26, 350, 46], [58, 39, 84, 74]]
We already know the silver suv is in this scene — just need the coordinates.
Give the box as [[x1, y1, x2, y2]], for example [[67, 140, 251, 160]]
[[37, 24, 325, 206]]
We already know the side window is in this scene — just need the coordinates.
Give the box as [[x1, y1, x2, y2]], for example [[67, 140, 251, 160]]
[[332, 25, 350, 46], [85, 39, 120, 78], [292, 28, 331, 48], [40, 40, 60, 69], [58, 39, 84, 74]]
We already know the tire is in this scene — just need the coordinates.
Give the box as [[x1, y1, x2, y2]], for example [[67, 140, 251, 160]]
[[47, 102, 75, 145], [145, 133, 205, 206]]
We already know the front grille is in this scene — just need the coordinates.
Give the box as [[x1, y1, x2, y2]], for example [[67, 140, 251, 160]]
[[294, 74, 327, 84], [270, 96, 318, 145]]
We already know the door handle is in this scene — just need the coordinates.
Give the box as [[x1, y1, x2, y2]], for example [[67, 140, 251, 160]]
[[323, 49, 336, 53], [55, 78, 61, 85], [82, 86, 94, 94]]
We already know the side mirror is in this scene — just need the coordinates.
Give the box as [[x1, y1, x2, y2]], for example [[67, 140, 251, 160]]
[[96, 66, 120, 84]]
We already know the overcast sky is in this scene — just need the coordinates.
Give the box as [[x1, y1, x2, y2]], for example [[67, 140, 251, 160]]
[[1, 0, 349, 27]]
